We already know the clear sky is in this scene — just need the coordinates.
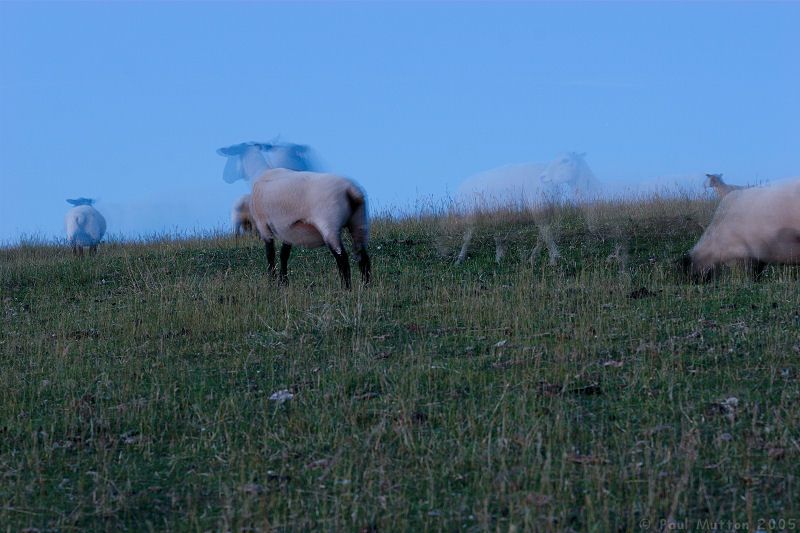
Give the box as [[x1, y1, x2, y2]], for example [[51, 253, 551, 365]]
[[1, 1, 798, 244]]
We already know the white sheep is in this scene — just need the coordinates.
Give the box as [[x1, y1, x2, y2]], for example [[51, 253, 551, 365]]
[[218, 142, 370, 289], [231, 194, 255, 237], [455, 152, 600, 265], [684, 178, 800, 278], [704, 173, 744, 197], [64, 198, 106, 256]]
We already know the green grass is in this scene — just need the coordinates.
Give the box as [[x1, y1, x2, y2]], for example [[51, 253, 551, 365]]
[[1, 198, 798, 531]]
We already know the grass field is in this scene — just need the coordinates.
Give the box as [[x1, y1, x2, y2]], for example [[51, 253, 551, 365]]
[[1, 197, 798, 532]]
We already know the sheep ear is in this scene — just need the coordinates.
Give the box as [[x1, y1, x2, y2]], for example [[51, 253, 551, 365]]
[[66, 197, 94, 206], [217, 143, 245, 157], [222, 155, 245, 184], [217, 141, 273, 157]]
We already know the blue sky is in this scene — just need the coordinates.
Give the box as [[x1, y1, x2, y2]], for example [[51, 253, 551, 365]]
[[1, 2, 798, 243]]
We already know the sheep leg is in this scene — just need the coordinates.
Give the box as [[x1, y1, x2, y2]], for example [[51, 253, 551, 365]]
[[279, 243, 292, 284], [72, 243, 79, 256], [456, 226, 473, 264], [346, 213, 370, 286], [529, 235, 543, 266], [605, 242, 628, 273], [539, 224, 560, 265], [89, 245, 98, 256], [264, 239, 277, 277], [329, 246, 352, 290], [494, 235, 506, 263], [358, 249, 371, 285], [747, 259, 767, 281]]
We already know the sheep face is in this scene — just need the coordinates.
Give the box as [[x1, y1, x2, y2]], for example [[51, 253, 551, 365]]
[[704, 173, 723, 189]]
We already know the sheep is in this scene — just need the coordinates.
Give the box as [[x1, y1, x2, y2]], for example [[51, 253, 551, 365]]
[[231, 194, 255, 238], [64, 198, 106, 256], [218, 142, 370, 289], [704, 173, 744, 197], [683, 178, 800, 279], [221, 141, 315, 184], [455, 152, 600, 265], [224, 142, 313, 241]]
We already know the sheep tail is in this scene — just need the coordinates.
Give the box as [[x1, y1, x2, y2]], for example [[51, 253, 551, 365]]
[[346, 185, 365, 211], [72, 212, 87, 227]]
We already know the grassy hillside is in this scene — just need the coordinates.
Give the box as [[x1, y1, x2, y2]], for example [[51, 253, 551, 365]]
[[1, 197, 798, 531]]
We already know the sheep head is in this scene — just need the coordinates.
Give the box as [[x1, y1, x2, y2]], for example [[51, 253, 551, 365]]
[[677, 253, 713, 283], [704, 173, 723, 189], [66, 197, 95, 206], [218, 141, 317, 183]]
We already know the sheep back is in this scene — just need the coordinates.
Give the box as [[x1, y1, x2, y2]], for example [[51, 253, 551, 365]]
[[250, 169, 366, 248], [65, 205, 107, 246], [690, 179, 800, 269], [456, 163, 548, 214]]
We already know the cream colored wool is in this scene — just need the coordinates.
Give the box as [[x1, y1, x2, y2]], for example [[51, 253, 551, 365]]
[[689, 178, 800, 274], [65, 205, 106, 255], [250, 168, 369, 256]]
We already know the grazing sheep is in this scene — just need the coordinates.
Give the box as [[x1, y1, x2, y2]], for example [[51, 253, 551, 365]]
[[683, 178, 800, 279], [455, 152, 600, 265], [704, 173, 744, 197], [218, 142, 370, 289], [231, 194, 255, 237], [64, 198, 106, 256]]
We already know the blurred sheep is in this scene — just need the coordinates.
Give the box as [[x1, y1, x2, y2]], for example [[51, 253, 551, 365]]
[[683, 178, 800, 279], [455, 152, 601, 266], [65, 198, 106, 256]]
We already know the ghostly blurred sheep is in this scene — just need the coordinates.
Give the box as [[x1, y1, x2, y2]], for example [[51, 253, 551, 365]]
[[704, 173, 744, 198], [221, 141, 316, 184], [684, 178, 800, 279], [65, 198, 106, 256], [455, 152, 600, 265], [218, 142, 370, 289]]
